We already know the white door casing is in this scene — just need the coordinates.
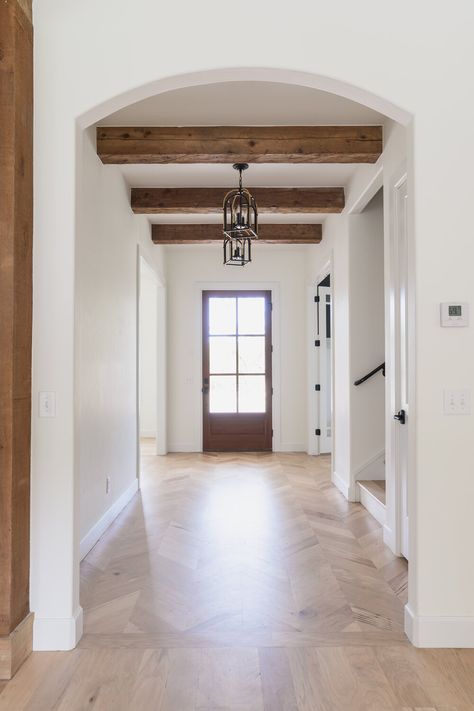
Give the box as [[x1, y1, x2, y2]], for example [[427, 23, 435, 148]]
[[388, 174, 409, 559], [318, 286, 333, 454]]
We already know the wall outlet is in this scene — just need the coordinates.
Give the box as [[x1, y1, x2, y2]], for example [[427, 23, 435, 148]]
[[443, 389, 471, 415], [105, 476, 111, 494]]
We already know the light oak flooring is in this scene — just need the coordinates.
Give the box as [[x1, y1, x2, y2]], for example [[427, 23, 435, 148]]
[[2, 452, 474, 709]]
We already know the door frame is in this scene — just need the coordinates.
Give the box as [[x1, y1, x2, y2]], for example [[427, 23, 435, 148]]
[[384, 164, 415, 559], [307, 256, 334, 459], [202, 289, 273, 452], [136, 249, 167, 466], [194, 281, 281, 452]]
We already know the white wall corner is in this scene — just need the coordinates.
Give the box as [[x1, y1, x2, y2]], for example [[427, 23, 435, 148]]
[[332, 471, 358, 502], [353, 449, 386, 481], [80, 478, 139, 561], [405, 605, 474, 648], [33, 606, 83, 651], [383, 524, 397, 554]]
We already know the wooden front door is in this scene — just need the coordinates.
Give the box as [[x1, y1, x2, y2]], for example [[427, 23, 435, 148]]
[[202, 291, 272, 451]]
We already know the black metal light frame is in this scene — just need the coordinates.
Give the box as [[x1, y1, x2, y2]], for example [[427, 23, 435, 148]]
[[223, 163, 258, 265], [223, 234, 252, 266]]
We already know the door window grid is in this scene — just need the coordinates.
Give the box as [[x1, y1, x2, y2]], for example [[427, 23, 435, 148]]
[[208, 297, 267, 413]]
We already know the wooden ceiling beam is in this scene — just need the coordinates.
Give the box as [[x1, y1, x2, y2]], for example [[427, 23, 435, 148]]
[[151, 223, 322, 245], [97, 126, 383, 164], [132, 187, 344, 214]]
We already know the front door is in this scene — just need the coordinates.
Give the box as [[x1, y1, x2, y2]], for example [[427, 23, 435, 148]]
[[202, 290, 272, 451]]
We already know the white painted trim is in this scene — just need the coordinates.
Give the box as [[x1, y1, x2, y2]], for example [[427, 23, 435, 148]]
[[346, 164, 384, 215], [383, 524, 396, 551], [405, 605, 474, 648], [78, 68, 412, 130], [307, 284, 319, 456], [137, 249, 168, 464], [353, 448, 385, 480], [33, 606, 83, 651], [276, 442, 306, 452], [168, 443, 201, 452], [332, 471, 350, 499], [79, 479, 138, 560], [140, 430, 156, 439], [357, 482, 386, 526]]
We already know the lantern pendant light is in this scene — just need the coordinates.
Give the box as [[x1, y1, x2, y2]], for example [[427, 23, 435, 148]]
[[223, 163, 258, 266]]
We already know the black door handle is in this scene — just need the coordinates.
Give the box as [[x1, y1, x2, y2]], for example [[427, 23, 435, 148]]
[[202, 377, 209, 395], [394, 409, 406, 424]]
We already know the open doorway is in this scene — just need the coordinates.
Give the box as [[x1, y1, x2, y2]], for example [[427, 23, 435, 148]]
[[138, 255, 168, 458], [351, 189, 387, 524], [316, 273, 332, 455]]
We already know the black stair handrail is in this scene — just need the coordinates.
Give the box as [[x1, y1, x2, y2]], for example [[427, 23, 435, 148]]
[[354, 362, 385, 386]]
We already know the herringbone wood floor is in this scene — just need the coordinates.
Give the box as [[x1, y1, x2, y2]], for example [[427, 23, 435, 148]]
[[2, 451, 474, 710]]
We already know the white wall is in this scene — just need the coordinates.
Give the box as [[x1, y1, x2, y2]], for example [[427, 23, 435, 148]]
[[76, 129, 166, 547], [166, 244, 308, 452], [32, 0, 474, 648], [349, 190, 385, 479], [139, 264, 158, 438]]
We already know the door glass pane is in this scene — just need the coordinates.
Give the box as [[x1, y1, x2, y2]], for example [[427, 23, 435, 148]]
[[238, 336, 265, 373], [209, 298, 236, 335], [210, 376, 237, 413], [238, 375, 265, 413], [237, 297, 265, 334], [209, 336, 236, 374]]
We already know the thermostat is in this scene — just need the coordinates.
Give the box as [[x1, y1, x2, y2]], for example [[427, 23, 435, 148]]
[[440, 302, 469, 327]]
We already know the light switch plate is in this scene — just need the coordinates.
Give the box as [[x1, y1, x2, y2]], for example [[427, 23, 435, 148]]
[[443, 389, 471, 415], [39, 391, 56, 417]]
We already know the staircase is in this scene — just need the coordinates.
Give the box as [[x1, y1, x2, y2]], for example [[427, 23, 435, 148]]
[[357, 479, 386, 525]]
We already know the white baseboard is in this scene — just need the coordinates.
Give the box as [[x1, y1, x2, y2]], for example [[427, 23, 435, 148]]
[[275, 442, 306, 452], [80, 478, 139, 560], [168, 443, 201, 452], [354, 448, 385, 481], [140, 430, 156, 439], [405, 604, 474, 647], [332, 471, 349, 498], [383, 524, 398, 554], [357, 482, 386, 526], [33, 606, 83, 651]]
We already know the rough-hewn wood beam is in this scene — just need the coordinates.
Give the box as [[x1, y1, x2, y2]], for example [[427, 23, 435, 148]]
[[97, 126, 383, 164], [151, 223, 322, 244], [0, 0, 33, 679], [132, 187, 344, 214]]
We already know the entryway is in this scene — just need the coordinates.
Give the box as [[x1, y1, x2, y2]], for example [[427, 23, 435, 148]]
[[202, 291, 272, 451]]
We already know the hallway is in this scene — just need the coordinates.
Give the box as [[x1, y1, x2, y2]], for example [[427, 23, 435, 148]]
[[2, 453, 474, 709]]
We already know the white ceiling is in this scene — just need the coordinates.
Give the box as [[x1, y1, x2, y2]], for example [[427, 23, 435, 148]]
[[99, 81, 386, 226], [117, 163, 356, 189], [103, 81, 386, 127]]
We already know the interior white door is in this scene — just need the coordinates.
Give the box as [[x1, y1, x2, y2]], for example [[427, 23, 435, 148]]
[[394, 176, 409, 559], [318, 286, 332, 454]]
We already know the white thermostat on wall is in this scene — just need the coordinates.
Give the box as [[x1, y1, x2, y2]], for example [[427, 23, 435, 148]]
[[440, 302, 469, 327]]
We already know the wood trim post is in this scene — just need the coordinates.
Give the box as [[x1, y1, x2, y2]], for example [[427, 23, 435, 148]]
[[0, 0, 33, 680]]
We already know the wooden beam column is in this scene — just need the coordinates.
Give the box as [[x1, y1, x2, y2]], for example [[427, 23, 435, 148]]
[[0, 0, 34, 680]]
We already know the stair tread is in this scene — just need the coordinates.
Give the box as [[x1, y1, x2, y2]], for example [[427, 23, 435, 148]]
[[358, 479, 386, 506]]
